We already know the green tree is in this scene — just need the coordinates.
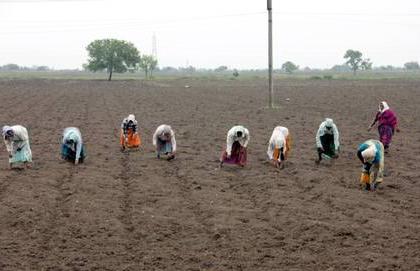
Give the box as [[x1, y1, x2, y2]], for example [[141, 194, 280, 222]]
[[404, 61, 420, 70], [86, 39, 140, 81], [281, 61, 299, 74], [344, 49, 372, 75], [361, 59, 372, 70], [138, 55, 158, 79]]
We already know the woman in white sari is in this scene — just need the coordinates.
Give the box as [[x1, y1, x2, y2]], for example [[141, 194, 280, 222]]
[[2, 125, 32, 169]]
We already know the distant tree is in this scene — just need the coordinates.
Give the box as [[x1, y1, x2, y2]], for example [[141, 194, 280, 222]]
[[281, 61, 299, 74], [377, 65, 396, 71], [161, 66, 177, 72], [36, 66, 49, 71], [330, 64, 352, 72], [361, 59, 372, 71], [1, 63, 20, 71], [377, 65, 404, 71], [232, 69, 239, 77], [86, 39, 140, 81], [344, 49, 371, 75], [179, 66, 196, 74], [138, 55, 158, 79], [404, 61, 420, 70], [215, 65, 228, 72], [187, 66, 196, 73]]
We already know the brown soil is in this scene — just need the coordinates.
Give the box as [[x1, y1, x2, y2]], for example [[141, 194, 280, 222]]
[[0, 78, 419, 270]]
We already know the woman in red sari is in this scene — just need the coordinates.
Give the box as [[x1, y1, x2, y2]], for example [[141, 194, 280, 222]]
[[368, 101, 399, 153]]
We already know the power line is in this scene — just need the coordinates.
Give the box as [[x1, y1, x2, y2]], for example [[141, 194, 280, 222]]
[[1, 10, 418, 28], [0, 12, 267, 35], [0, 10, 419, 37], [273, 11, 420, 17], [0, 0, 101, 2]]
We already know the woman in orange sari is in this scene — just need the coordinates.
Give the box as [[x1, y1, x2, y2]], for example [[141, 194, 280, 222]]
[[120, 114, 141, 151]]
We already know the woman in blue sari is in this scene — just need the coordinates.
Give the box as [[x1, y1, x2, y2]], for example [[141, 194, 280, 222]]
[[61, 127, 86, 165]]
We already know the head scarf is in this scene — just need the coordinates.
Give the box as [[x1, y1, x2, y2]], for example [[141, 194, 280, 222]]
[[361, 145, 376, 163], [2, 126, 12, 138], [127, 114, 135, 122], [379, 101, 390, 113], [323, 118, 335, 135], [325, 118, 334, 127]]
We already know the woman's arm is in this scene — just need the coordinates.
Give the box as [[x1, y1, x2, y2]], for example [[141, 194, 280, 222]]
[[368, 112, 380, 130]]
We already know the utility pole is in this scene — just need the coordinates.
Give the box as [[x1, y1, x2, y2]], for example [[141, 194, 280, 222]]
[[267, 0, 274, 108]]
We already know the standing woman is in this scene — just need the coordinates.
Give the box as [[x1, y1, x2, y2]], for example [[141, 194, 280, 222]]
[[368, 101, 399, 153], [2, 125, 33, 169]]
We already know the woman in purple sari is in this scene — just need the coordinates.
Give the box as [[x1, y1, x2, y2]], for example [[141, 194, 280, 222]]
[[368, 101, 399, 153]]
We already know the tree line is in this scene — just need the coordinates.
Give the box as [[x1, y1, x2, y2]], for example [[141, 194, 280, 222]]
[[2, 43, 419, 79], [281, 49, 419, 74], [0, 64, 50, 71]]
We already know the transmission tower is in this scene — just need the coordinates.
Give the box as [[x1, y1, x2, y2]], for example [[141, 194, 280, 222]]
[[152, 33, 158, 61]]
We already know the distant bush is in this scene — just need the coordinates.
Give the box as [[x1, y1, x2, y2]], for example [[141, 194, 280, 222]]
[[215, 65, 228, 72], [232, 69, 239, 77], [404, 61, 420, 70], [1, 63, 20, 71], [281, 61, 299, 74], [330, 64, 351, 72], [36, 66, 49, 71], [323, 75, 333, 80], [310, 76, 322, 80], [0, 64, 52, 71]]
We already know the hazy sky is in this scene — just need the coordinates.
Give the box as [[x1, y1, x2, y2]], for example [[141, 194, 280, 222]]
[[0, 0, 419, 69]]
